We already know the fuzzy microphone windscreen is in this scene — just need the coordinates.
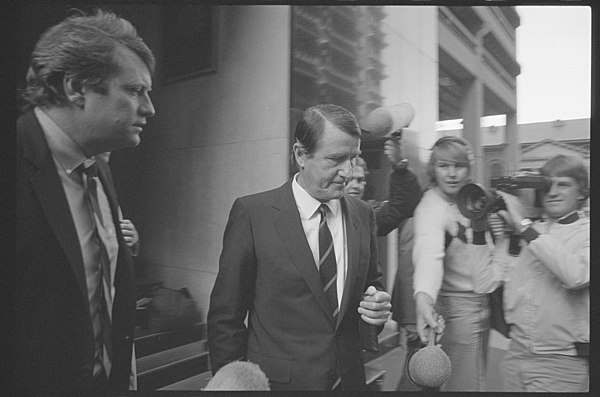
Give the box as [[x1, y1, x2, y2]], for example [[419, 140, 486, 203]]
[[408, 344, 452, 388], [363, 103, 415, 137]]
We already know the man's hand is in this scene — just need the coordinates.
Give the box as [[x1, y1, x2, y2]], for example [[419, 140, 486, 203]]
[[383, 136, 403, 165], [358, 285, 392, 326], [120, 219, 139, 248], [415, 291, 445, 343]]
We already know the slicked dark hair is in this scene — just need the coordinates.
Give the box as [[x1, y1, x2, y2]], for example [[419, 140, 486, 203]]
[[292, 104, 361, 166], [20, 8, 155, 112]]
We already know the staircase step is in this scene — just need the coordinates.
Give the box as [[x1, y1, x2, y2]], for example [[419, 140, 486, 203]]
[[159, 370, 213, 391], [365, 364, 386, 391], [379, 329, 401, 347], [135, 322, 205, 358], [160, 366, 386, 391], [139, 325, 400, 391], [363, 329, 400, 363], [137, 340, 210, 390]]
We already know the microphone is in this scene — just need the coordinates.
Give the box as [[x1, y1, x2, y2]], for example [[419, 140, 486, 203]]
[[362, 103, 415, 138], [407, 328, 452, 388]]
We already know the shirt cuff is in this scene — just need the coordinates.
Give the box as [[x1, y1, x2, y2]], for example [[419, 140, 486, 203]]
[[522, 227, 539, 243]]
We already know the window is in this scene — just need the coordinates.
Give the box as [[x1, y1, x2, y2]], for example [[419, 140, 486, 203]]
[[162, 5, 218, 83]]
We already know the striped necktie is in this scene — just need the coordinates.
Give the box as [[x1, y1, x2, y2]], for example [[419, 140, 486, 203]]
[[82, 162, 113, 376], [318, 204, 338, 320]]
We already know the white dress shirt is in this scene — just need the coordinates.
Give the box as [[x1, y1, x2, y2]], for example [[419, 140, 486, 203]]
[[292, 174, 348, 307]]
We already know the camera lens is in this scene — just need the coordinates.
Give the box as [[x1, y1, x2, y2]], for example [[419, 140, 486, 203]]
[[465, 192, 487, 212], [457, 183, 496, 219]]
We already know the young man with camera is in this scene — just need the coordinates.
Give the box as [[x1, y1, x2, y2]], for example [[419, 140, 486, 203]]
[[468, 154, 589, 392]]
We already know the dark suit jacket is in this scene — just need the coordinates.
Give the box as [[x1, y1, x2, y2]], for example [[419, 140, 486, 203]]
[[374, 168, 422, 326], [14, 110, 136, 392], [207, 180, 385, 391], [390, 218, 417, 326], [376, 168, 422, 237]]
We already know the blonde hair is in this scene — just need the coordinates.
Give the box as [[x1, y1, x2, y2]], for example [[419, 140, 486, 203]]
[[427, 136, 473, 185], [204, 361, 270, 391]]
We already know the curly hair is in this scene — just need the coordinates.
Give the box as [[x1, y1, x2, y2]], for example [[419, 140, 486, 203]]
[[19, 8, 155, 112]]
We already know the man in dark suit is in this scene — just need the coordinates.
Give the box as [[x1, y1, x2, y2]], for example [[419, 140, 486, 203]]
[[14, 9, 155, 393], [207, 104, 392, 391]]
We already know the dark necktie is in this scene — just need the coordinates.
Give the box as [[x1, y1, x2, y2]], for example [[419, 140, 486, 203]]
[[82, 162, 113, 376], [318, 204, 342, 390], [318, 204, 338, 320]]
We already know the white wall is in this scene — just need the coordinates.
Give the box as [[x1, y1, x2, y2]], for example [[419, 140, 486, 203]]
[[375, 6, 439, 292], [112, 5, 443, 322], [122, 6, 292, 321], [380, 6, 439, 167]]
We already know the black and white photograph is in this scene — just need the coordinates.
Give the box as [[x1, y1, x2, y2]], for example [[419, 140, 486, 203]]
[[11, 0, 593, 393]]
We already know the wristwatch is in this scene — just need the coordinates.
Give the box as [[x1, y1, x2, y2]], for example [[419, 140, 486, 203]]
[[519, 218, 533, 234], [393, 158, 408, 172]]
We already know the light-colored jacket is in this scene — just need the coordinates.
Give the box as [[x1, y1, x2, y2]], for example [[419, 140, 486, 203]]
[[469, 212, 589, 356], [413, 187, 492, 301]]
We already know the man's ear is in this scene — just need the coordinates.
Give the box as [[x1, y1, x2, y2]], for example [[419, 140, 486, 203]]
[[63, 75, 85, 107], [292, 142, 306, 169], [578, 187, 589, 202]]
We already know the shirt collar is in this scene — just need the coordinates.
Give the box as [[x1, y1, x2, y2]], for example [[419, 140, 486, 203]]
[[292, 173, 340, 220], [34, 107, 94, 175], [542, 210, 583, 225]]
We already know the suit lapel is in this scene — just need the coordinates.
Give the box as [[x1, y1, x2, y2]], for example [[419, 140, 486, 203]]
[[273, 182, 333, 321], [23, 112, 89, 305], [336, 197, 361, 329]]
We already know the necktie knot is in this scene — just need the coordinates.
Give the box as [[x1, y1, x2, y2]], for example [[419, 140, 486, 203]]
[[82, 162, 99, 178], [80, 161, 105, 228], [318, 204, 329, 220]]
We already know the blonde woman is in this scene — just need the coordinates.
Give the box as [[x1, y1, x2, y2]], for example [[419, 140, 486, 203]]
[[412, 136, 492, 391]]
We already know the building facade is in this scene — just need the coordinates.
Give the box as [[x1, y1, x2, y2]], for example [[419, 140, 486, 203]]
[[437, 6, 521, 183], [483, 118, 590, 178], [17, 4, 520, 321]]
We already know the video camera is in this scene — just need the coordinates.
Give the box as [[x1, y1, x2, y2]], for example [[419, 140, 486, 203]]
[[457, 175, 551, 220]]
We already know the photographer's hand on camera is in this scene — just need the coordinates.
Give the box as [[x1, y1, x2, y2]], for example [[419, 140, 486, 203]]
[[496, 191, 526, 231]]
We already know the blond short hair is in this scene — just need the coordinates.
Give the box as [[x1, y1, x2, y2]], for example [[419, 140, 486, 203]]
[[204, 361, 270, 391]]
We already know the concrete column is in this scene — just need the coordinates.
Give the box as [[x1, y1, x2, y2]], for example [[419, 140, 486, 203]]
[[504, 111, 519, 175], [461, 78, 484, 184], [461, 24, 491, 185]]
